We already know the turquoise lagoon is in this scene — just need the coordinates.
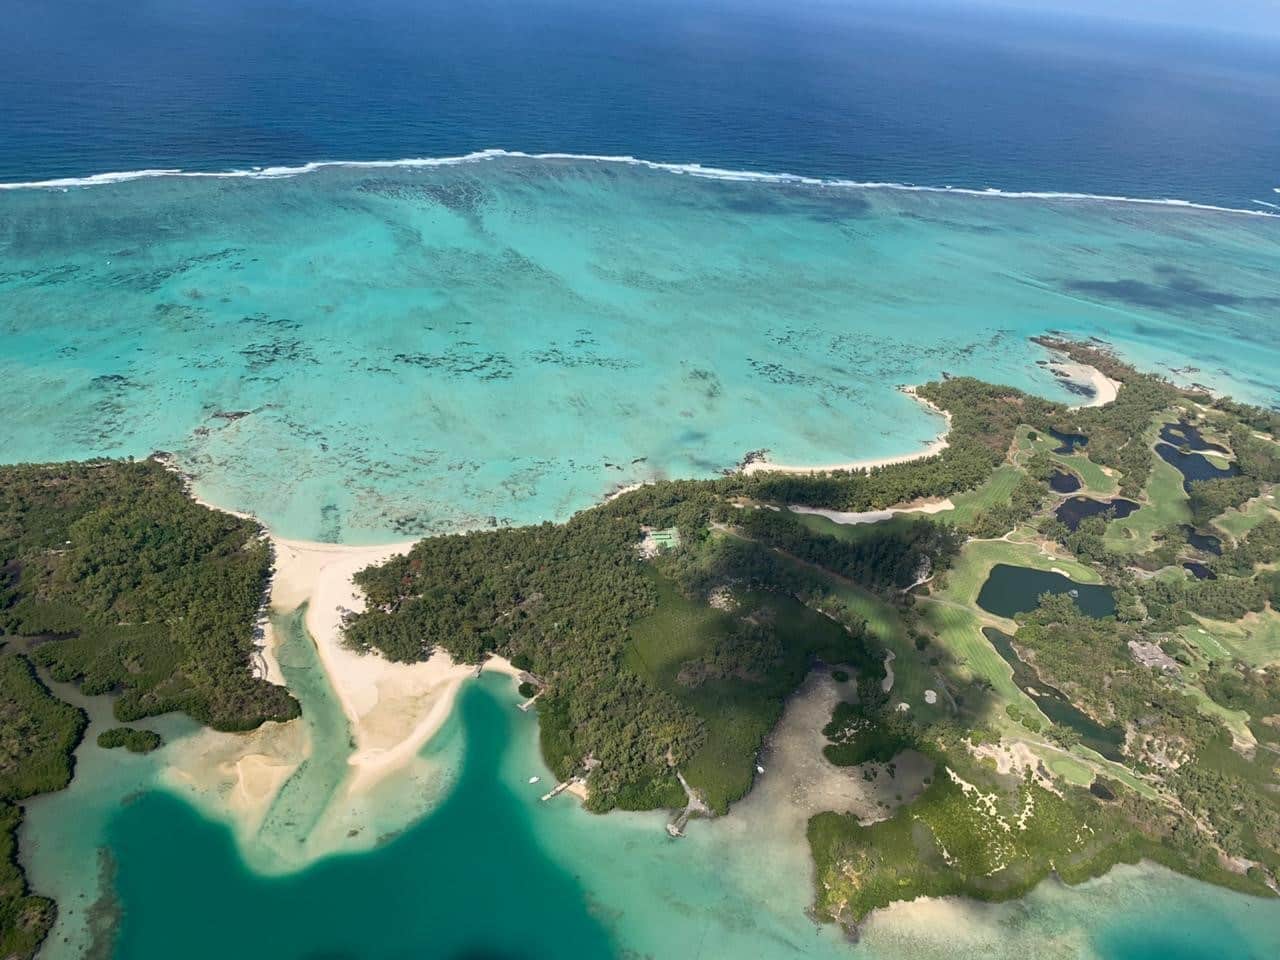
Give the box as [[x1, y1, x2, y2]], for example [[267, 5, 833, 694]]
[[9, 158, 1280, 958], [2, 156, 1279, 542], [22, 622, 1280, 960]]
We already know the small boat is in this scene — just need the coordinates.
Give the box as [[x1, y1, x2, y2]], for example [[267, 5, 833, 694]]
[[528, 776, 541, 784], [756, 765, 765, 774]]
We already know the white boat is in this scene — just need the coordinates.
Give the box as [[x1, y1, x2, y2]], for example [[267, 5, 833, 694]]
[[528, 776, 541, 784]]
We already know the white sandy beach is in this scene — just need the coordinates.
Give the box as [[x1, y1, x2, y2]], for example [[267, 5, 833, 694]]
[[163, 350, 1117, 830], [269, 536, 518, 794], [741, 386, 952, 477], [1049, 358, 1121, 408], [740, 360, 1116, 481], [788, 498, 955, 526]]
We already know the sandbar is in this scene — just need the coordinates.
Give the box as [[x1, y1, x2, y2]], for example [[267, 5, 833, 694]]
[[269, 536, 518, 793]]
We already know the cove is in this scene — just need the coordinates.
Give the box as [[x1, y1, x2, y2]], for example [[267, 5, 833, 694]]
[[983, 628, 1125, 760], [976, 564, 1116, 619]]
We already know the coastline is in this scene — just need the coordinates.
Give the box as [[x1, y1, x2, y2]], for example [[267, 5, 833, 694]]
[[2, 149, 1276, 220], [1049, 358, 1121, 409], [268, 536, 518, 794], [162, 349, 1121, 812], [741, 387, 952, 477], [739, 358, 1117, 481]]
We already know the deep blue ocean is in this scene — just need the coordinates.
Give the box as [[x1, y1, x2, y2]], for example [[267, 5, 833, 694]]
[[3, 0, 1279, 208]]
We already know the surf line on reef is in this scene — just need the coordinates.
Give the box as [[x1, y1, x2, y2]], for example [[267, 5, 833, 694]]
[[2, 148, 1277, 218]]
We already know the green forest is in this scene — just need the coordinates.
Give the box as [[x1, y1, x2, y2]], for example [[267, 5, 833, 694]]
[[0, 460, 298, 958], [346, 337, 1280, 929]]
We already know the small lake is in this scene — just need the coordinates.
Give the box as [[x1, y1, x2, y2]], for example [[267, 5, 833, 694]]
[[1054, 496, 1140, 531], [984, 627, 1126, 761], [1049, 468, 1082, 494], [1049, 429, 1089, 454], [1184, 561, 1217, 580], [1156, 442, 1240, 492], [976, 563, 1116, 619], [1179, 524, 1223, 556], [1160, 422, 1230, 455]]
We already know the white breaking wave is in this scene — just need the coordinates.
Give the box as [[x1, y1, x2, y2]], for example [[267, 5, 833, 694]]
[[0, 147, 1275, 219]]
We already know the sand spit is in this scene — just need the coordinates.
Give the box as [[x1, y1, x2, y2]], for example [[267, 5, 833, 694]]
[[270, 536, 518, 794], [161, 713, 309, 841], [740, 359, 1115, 482], [741, 387, 952, 477]]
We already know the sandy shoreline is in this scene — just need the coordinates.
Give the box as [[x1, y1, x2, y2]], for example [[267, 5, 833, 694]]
[[161, 352, 1117, 820], [269, 536, 517, 794], [1049, 358, 1120, 408], [739, 359, 1116, 481], [788, 498, 955, 526], [741, 387, 952, 477]]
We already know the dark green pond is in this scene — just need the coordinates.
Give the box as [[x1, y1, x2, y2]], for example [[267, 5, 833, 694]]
[[983, 628, 1126, 760], [1048, 429, 1089, 454], [1160, 422, 1230, 455], [1156, 442, 1239, 492], [1054, 496, 1140, 531], [1049, 468, 1082, 494], [976, 563, 1116, 619]]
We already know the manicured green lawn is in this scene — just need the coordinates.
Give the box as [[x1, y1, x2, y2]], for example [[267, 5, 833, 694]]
[[945, 465, 1026, 526], [1104, 454, 1191, 554], [1213, 496, 1280, 541], [916, 539, 1101, 723], [1181, 610, 1280, 667]]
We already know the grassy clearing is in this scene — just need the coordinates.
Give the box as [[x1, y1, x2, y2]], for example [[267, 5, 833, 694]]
[[945, 465, 1026, 526], [1181, 679, 1256, 745], [1181, 609, 1280, 667], [937, 538, 1103, 601], [1059, 454, 1120, 497], [917, 539, 1101, 725], [1014, 425, 1118, 496], [825, 580, 946, 720], [1213, 495, 1280, 541], [919, 600, 1024, 712], [1044, 754, 1095, 785]]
